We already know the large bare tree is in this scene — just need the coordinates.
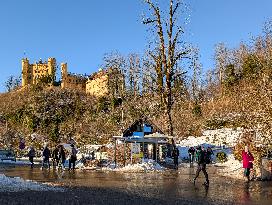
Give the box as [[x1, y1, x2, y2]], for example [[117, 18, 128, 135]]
[[143, 0, 190, 135]]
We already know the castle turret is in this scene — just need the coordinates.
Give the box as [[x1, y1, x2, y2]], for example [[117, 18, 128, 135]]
[[47, 58, 56, 76], [22, 58, 29, 86], [61, 63, 68, 88]]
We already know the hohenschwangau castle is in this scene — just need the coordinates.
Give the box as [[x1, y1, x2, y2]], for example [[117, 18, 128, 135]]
[[22, 57, 124, 97]]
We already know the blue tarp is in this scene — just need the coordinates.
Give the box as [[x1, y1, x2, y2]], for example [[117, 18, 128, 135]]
[[132, 132, 144, 138], [143, 124, 152, 132]]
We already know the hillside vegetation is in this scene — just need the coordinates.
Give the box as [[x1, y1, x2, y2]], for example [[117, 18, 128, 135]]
[[1, 25, 272, 155]]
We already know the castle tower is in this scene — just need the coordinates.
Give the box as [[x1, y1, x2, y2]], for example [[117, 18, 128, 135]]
[[22, 58, 29, 86], [61, 63, 68, 88], [47, 57, 56, 76]]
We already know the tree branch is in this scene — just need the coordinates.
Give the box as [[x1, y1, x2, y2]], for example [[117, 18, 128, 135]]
[[173, 51, 190, 65], [173, 1, 180, 16], [143, 18, 157, 24], [172, 27, 184, 50]]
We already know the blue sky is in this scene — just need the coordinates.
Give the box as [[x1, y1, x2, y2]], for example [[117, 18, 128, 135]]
[[0, 0, 271, 92]]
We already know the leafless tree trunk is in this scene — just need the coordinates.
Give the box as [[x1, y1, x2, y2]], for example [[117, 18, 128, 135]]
[[190, 47, 202, 103], [143, 0, 189, 135]]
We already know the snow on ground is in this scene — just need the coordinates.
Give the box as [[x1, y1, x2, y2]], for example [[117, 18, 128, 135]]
[[177, 128, 243, 159], [215, 154, 244, 180], [178, 128, 243, 148], [0, 160, 32, 165], [0, 174, 64, 192], [98, 159, 165, 172], [177, 128, 244, 179]]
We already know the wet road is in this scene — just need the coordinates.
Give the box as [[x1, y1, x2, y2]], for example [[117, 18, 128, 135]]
[[0, 164, 271, 205]]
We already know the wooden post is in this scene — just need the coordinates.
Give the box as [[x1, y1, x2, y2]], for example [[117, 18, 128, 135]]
[[156, 140, 158, 163], [123, 140, 126, 167], [142, 141, 144, 161], [114, 138, 117, 168], [130, 143, 133, 164]]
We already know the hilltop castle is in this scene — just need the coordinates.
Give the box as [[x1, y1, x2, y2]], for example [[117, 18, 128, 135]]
[[21, 57, 124, 97], [22, 58, 56, 87]]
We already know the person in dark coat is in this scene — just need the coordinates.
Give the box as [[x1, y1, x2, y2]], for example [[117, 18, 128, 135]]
[[52, 145, 60, 168], [59, 145, 66, 169], [193, 146, 209, 186], [242, 146, 254, 181], [28, 146, 36, 168], [206, 147, 214, 164], [188, 147, 195, 163], [91, 151, 95, 160], [41, 144, 51, 169], [69, 144, 77, 170], [172, 146, 180, 169]]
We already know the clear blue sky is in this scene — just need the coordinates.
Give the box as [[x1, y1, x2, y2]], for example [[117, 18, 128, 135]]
[[0, 0, 271, 92]]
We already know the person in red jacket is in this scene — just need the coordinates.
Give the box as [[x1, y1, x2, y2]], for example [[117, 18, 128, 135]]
[[242, 146, 254, 181]]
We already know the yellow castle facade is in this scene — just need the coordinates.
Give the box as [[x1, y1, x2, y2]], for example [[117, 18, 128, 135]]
[[61, 63, 87, 92], [21, 58, 124, 97], [22, 58, 56, 87]]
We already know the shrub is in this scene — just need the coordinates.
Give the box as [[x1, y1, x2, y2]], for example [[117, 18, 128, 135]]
[[192, 104, 202, 117], [205, 118, 227, 129], [216, 151, 228, 163]]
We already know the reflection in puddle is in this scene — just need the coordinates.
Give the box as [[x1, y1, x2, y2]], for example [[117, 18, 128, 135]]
[[0, 165, 271, 204]]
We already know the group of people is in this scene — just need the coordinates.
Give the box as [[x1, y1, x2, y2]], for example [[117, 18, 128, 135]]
[[188, 146, 214, 164], [27, 143, 78, 170], [28, 142, 255, 186]]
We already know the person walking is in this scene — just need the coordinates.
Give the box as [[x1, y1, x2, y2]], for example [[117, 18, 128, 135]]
[[193, 146, 209, 187], [206, 147, 214, 164], [188, 147, 195, 163], [195, 146, 201, 162], [27, 146, 36, 168], [41, 144, 51, 170], [52, 145, 60, 168], [69, 144, 77, 170], [58, 145, 66, 170], [242, 146, 254, 181], [172, 146, 179, 169]]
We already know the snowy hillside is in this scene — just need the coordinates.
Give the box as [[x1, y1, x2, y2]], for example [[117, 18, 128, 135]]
[[177, 128, 245, 179]]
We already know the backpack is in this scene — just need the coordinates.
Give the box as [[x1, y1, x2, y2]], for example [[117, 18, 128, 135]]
[[203, 151, 211, 164]]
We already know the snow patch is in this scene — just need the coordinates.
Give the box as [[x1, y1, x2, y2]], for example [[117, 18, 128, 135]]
[[0, 174, 64, 192], [99, 159, 165, 172], [177, 128, 245, 179], [216, 154, 244, 179]]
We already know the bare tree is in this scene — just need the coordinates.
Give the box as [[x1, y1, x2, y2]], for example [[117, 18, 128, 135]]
[[128, 54, 141, 97], [142, 0, 190, 135], [142, 53, 157, 95], [5, 75, 21, 92], [102, 51, 126, 98], [214, 43, 229, 86], [190, 47, 202, 103]]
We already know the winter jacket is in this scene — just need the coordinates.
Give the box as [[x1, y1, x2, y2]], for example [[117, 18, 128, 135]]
[[242, 151, 254, 168], [52, 148, 59, 159], [59, 148, 66, 161], [188, 147, 195, 155], [197, 150, 207, 164], [42, 147, 51, 159], [71, 147, 77, 159], [28, 148, 36, 157], [172, 148, 179, 159]]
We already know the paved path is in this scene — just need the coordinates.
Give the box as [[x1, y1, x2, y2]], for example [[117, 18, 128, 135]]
[[0, 165, 271, 205]]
